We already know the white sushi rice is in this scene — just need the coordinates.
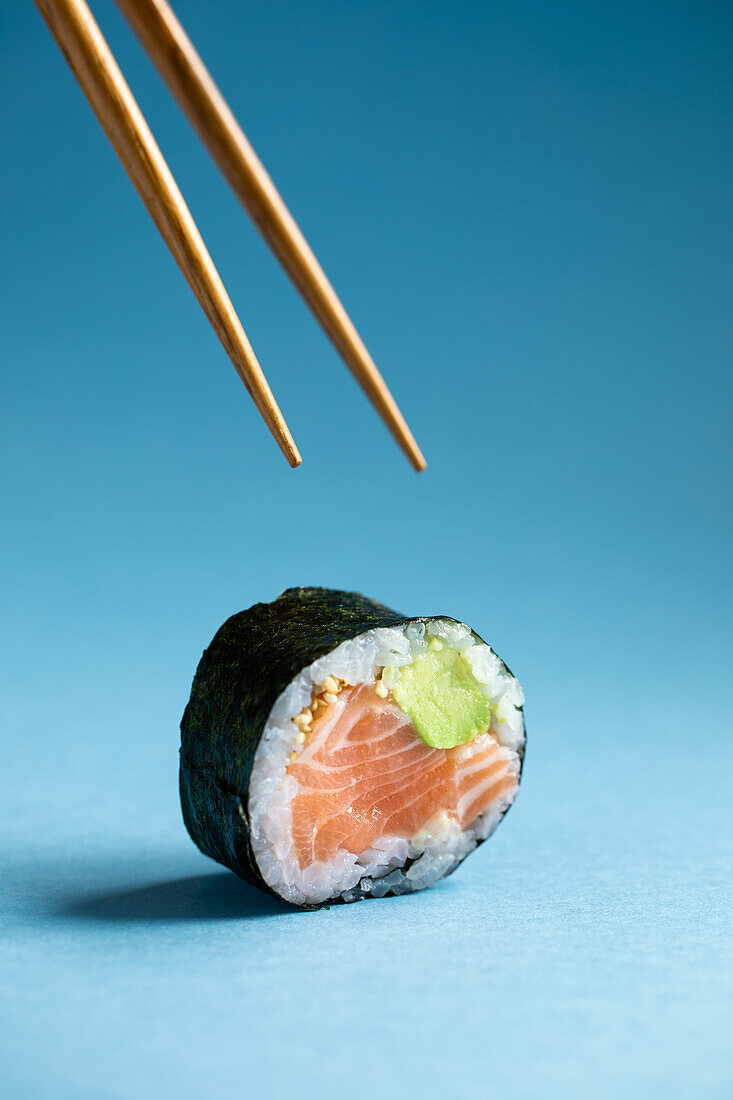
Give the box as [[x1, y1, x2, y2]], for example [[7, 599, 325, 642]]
[[248, 620, 524, 906]]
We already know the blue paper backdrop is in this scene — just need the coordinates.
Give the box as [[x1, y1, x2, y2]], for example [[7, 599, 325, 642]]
[[1, 2, 731, 1097]]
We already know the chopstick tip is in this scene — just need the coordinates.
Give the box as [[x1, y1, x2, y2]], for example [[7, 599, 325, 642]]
[[269, 419, 301, 467], [286, 445, 303, 468], [406, 439, 427, 472]]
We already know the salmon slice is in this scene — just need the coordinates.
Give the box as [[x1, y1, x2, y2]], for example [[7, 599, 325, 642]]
[[288, 682, 518, 869]]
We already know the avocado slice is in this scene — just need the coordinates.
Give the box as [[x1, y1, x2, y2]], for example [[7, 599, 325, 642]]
[[387, 641, 493, 749]]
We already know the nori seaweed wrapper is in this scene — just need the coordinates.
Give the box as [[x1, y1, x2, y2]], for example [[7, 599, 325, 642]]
[[180, 586, 523, 904]]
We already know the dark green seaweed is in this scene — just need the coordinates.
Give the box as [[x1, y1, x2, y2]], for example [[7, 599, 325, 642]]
[[180, 587, 524, 906]]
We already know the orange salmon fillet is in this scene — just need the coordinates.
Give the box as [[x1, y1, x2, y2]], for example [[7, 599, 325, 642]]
[[288, 683, 518, 868]]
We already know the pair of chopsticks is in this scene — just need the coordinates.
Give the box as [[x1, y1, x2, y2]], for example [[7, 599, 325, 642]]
[[34, 0, 426, 471]]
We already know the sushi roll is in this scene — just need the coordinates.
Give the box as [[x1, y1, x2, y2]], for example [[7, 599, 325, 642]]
[[180, 587, 525, 907]]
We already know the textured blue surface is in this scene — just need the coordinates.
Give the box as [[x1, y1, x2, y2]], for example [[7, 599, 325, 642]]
[[3, 722, 731, 1098], [1, 1, 732, 1097]]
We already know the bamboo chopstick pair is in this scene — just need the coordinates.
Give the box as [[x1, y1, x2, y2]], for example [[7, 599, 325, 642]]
[[34, 0, 426, 471]]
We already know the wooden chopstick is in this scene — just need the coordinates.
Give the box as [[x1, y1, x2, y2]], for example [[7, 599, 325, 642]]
[[34, 0, 301, 468], [114, 0, 427, 472]]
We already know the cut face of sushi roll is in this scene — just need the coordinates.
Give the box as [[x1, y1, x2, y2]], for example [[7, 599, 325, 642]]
[[180, 589, 524, 907]]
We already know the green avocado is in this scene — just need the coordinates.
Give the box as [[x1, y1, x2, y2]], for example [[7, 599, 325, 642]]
[[387, 640, 493, 749]]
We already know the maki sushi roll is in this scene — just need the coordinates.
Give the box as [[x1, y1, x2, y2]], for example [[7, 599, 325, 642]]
[[180, 588, 525, 907]]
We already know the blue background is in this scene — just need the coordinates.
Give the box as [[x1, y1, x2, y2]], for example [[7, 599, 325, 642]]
[[1, 1, 731, 1096]]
